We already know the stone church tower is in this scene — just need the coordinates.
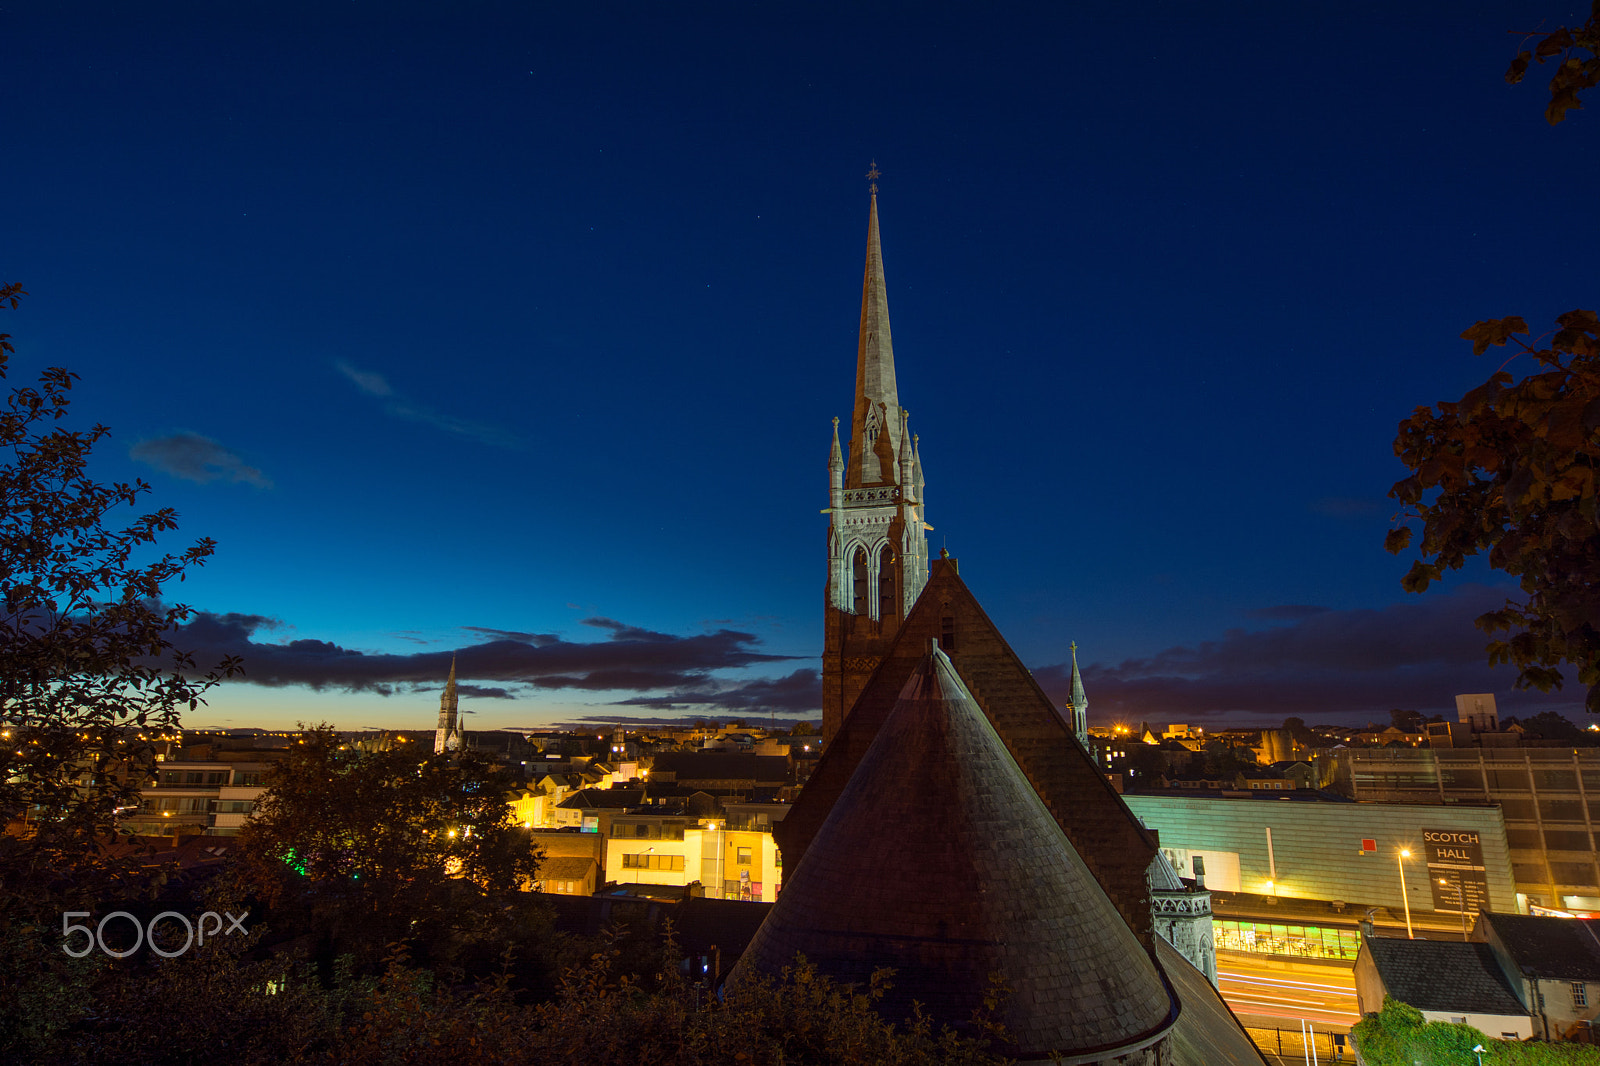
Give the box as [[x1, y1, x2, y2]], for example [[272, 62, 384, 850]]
[[821, 186, 929, 745], [1149, 849, 1218, 986], [434, 656, 463, 754]]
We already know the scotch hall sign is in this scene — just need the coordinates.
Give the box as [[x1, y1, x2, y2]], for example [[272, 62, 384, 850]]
[[1423, 828, 1491, 915]]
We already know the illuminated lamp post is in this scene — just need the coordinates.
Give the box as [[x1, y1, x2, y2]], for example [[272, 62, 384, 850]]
[[1397, 849, 1414, 938]]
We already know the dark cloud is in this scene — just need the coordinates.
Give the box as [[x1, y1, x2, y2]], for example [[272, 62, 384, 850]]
[[129, 433, 271, 488], [560, 714, 822, 729], [457, 685, 515, 700], [1034, 585, 1584, 724], [612, 669, 820, 715], [1241, 605, 1332, 621], [174, 610, 796, 700]]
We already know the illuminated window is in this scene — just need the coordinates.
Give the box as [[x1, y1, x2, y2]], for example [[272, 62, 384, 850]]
[[736, 847, 753, 865], [622, 854, 684, 872]]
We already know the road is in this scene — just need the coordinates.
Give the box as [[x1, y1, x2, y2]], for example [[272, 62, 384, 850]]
[[1217, 952, 1361, 1031]]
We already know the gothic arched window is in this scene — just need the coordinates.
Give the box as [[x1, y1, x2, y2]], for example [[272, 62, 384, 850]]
[[878, 546, 896, 623], [852, 548, 868, 616]]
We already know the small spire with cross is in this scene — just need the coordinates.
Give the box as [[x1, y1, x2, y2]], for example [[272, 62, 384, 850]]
[[865, 159, 881, 195]]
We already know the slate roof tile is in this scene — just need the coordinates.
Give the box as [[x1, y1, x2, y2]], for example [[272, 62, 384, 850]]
[[733, 648, 1174, 1059], [1481, 914, 1600, 981], [1366, 937, 1529, 1016]]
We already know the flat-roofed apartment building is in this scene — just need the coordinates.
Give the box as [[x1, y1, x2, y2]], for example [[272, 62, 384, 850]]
[[1339, 748, 1600, 911], [121, 760, 270, 837]]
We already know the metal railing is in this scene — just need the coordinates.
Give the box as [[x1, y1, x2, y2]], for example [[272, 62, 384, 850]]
[[1244, 1025, 1346, 1064]]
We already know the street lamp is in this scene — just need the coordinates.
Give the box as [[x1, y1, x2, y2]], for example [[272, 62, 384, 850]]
[[1473, 1044, 1485, 1066], [1398, 849, 1415, 939]]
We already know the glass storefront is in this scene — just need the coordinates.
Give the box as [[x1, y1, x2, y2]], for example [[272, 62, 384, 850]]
[[1213, 918, 1362, 961]]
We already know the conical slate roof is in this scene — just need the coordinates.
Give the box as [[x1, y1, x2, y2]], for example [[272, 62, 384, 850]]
[[733, 647, 1174, 1059], [787, 558, 1160, 944]]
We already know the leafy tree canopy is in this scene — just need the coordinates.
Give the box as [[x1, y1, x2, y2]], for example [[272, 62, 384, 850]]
[[1388, 310, 1600, 711], [1281, 717, 1316, 746], [1352, 995, 1600, 1065], [0, 284, 237, 888], [0, 284, 240, 1054], [1389, 708, 1425, 732], [1390, 9, 1600, 712], [1514, 709, 1597, 743], [232, 724, 544, 970], [1506, 2, 1600, 125]]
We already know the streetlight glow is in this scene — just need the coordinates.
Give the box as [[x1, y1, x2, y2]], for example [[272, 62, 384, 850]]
[[1397, 848, 1415, 939]]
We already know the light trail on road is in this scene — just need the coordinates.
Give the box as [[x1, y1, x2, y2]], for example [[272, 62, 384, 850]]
[[1218, 961, 1361, 1029], [1219, 971, 1357, 993]]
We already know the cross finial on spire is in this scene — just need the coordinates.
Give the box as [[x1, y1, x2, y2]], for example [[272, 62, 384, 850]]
[[865, 159, 881, 195]]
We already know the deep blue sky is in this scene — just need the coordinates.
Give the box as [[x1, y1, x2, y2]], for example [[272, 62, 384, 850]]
[[5, 1, 1596, 731]]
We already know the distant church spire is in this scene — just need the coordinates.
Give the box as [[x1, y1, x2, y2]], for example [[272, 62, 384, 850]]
[[1068, 642, 1089, 748], [435, 655, 461, 754]]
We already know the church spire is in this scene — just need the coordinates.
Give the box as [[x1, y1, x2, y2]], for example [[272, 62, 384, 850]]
[[822, 171, 931, 744], [435, 654, 460, 754], [1068, 642, 1089, 748], [848, 170, 902, 489], [827, 416, 844, 508]]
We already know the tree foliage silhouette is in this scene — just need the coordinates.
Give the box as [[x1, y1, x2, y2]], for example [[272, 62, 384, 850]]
[[0, 283, 239, 1056], [1387, 11, 1599, 711], [1506, 2, 1599, 125], [233, 724, 544, 970], [0, 283, 239, 892]]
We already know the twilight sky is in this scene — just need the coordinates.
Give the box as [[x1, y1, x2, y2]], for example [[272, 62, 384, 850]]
[[5, 2, 1596, 731]]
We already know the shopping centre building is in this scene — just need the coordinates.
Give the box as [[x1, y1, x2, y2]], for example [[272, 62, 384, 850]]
[[1125, 790, 1519, 962]]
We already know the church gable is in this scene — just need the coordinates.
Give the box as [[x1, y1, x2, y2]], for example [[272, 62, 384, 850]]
[[779, 556, 1160, 944]]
